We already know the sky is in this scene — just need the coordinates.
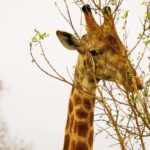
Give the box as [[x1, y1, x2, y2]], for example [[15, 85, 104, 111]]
[[0, 0, 149, 150]]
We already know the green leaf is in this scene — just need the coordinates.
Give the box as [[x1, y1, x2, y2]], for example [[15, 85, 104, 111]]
[[144, 40, 150, 45], [124, 10, 129, 18], [34, 29, 40, 35], [141, 0, 146, 5], [137, 33, 142, 39], [32, 29, 49, 42], [146, 11, 150, 19], [122, 26, 125, 30], [110, 0, 117, 5], [39, 34, 44, 40], [45, 33, 49, 37], [32, 36, 38, 42]]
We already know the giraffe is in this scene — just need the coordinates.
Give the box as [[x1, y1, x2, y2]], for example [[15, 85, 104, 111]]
[[56, 5, 142, 150]]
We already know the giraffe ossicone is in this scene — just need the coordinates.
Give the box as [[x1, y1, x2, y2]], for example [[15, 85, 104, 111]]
[[56, 5, 142, 150]]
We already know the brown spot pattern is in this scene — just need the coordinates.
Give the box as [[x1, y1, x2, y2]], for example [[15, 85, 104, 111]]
[[65, 116, 70, 130], [88, 76, 95, 83], [76, 141, 88, 150], [77, 122, 89, 137], [70, 115, 74, 132], [73, 94, 81, 106], [75, 109, 88, 119], [73, 121, 77, 133], [69, 100, 73, 114], [63, 134, 70, 150], [83, 98, 92, 110], [107, 34, 116, 42], [104, 74, 112, 80], [107, 35, 119, 50], [88, 130, 93, 147], [70, 140, 76, 150], [89, 112, 94, 126]]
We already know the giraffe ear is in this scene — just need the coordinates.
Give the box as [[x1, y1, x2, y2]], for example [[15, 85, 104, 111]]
[[56, 30, 80, 50]]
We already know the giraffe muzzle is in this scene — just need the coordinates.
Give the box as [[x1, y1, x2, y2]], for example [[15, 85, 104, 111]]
[[135, 76, 143, 90]]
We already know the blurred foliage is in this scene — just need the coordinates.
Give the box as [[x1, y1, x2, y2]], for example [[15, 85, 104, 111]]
[[0, 120, 32, 150]]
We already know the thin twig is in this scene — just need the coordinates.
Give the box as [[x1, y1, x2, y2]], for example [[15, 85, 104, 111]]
[[64, 0, 80, 39], [30, 42, 73, 86]]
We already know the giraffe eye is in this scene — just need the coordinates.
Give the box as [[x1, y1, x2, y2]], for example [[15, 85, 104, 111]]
[[89, 50, 104, 56]]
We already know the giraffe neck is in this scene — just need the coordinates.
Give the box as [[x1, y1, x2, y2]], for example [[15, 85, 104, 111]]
[[63, 55, 97, 150]]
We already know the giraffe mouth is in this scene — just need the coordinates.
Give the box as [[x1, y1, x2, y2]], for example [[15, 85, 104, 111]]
[[135, 76, 143, 90], [123, 76, 143, 92]]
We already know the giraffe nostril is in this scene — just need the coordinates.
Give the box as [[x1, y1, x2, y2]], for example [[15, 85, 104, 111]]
[[82, 5, 91, 13]]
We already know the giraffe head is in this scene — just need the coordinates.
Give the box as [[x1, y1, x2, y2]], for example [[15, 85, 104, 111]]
[[56, 5, 142, 92]]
